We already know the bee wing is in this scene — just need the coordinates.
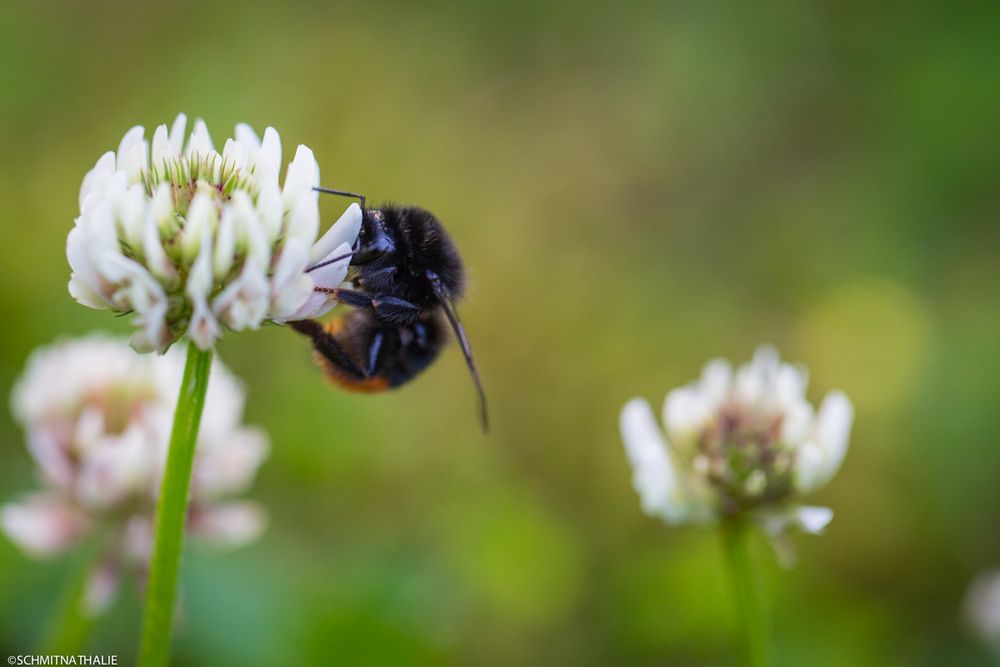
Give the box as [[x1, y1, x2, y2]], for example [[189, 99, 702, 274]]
[[427, 272, 489, 433]]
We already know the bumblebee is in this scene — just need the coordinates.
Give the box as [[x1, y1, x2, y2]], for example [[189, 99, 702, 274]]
[[290, 187, 488, 431]]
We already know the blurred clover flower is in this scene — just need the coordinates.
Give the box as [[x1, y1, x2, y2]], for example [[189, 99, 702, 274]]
[[965, 568, 1000, 655], [619, 346, 853, 666], [619, 345, 853, 548], [1, 334, 268, 615], [68, 113, 362, 353]]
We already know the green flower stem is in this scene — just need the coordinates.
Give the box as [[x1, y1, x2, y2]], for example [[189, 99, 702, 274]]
[[139, 344, 213, 667], [721, 518, 770, 667]]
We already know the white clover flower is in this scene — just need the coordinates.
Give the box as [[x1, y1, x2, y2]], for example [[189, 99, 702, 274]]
[[1, 334, 269, 615], [619, 346, 853, 550], [69, 114, 362, 352], [965, 568, 1000, 655]]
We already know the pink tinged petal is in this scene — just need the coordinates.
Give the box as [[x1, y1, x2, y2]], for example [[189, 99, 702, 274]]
[[76, 427, 153, 510], [69, 276, 111, 310], [82, 558, 121, 617], [212, 264, 270, 330], [101, 254, 166, 316], [67, 226, 114, 309], [189, 501, 267, 548], [168, 113, 188, 156], [73, 406, 106, 456], [130, 305, 171, 353], [1, 495, 89, 558], [26, 427, 76, 490], [662, 360, 732, 444], [186, 118, 214, 156], [620, 398, 687, 523], [309, 204, 363, 263]]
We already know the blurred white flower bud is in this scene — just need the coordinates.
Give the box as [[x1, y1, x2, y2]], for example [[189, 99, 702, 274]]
[[1, 334, 269, 615], [68, 114, 362, 352]]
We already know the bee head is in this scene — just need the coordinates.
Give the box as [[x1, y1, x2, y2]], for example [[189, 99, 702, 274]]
[[354, 208, 396, 264]]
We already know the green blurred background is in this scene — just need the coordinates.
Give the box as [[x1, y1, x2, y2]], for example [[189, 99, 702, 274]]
[[1, 0, 999, 664]]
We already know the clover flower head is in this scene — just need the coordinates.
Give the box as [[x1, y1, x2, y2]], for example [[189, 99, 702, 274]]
[[69, 113, 362, 352], [1, 334, 269, 614], [619, 346, 853, 553]]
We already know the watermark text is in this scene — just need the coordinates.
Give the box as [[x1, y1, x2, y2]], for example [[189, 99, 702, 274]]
[[7, 656, 117, 666]]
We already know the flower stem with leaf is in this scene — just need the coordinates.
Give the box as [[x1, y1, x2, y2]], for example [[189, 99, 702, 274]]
[[138, 345, 213, 667], [721, 518, 770, 667]]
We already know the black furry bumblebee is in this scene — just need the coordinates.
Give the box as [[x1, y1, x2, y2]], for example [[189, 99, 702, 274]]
[[289, 187, 488, 431]]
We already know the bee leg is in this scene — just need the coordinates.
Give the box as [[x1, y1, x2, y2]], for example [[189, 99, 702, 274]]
[[321, 287, 374, 309], [288, 319, 366, 379], [366, 330, 385, 377], [320, 288, 422, 324], [354, 266, 397, 287], [369, 296, 422, 324]]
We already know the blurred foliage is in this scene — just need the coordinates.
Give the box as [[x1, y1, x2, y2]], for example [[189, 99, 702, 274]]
[[1, 0, 999, 664]]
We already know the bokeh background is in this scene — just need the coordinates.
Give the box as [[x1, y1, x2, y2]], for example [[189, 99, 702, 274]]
[[1, 1, 999, 664]]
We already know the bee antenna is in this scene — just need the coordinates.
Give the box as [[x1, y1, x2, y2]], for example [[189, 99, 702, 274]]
[[308, 185, 367, 273], [426, 271, 489, 433], [306, 250, 355, 273], [313, 186, 366, 219]]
